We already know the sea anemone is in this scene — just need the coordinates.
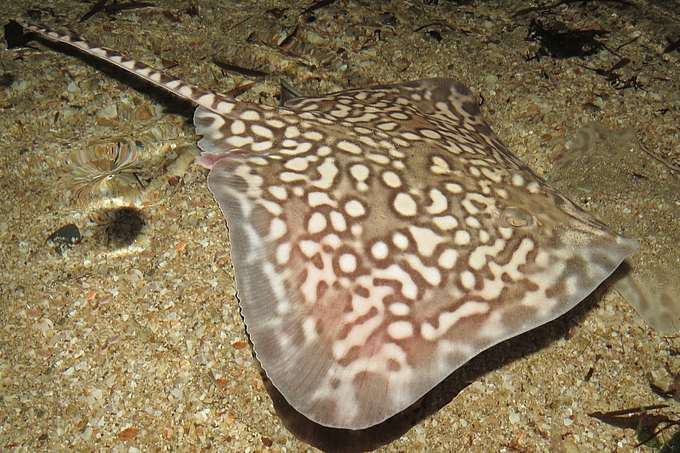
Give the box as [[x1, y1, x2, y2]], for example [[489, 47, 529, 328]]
[[65, 139, 144, 202]]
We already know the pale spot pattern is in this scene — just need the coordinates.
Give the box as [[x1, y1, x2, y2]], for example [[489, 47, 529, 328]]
[[25, 21, 638, 432]]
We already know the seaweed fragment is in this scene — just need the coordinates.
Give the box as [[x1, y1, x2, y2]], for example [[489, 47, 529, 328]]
[[589, 404, 669, 430], [526, 19, 609, 59], [105, 2, 155, 13], [514, 0, 634, 17], [415, 21, 468, 42], [589, 405, 680, 448], [213, 59, 270, 77], [583, 354, 602, 382], [301, 0, 339, 22], [424, 0, 475, 5], [80, 0, 155, 22], [577, 58, 642, 90], [80, 0, 110, 22]]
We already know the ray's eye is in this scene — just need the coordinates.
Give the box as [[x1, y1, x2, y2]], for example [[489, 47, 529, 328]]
[[500, 206, 534, 228]]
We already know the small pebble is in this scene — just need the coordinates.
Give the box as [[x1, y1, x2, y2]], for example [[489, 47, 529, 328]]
[[46, 223, 81, 254]]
